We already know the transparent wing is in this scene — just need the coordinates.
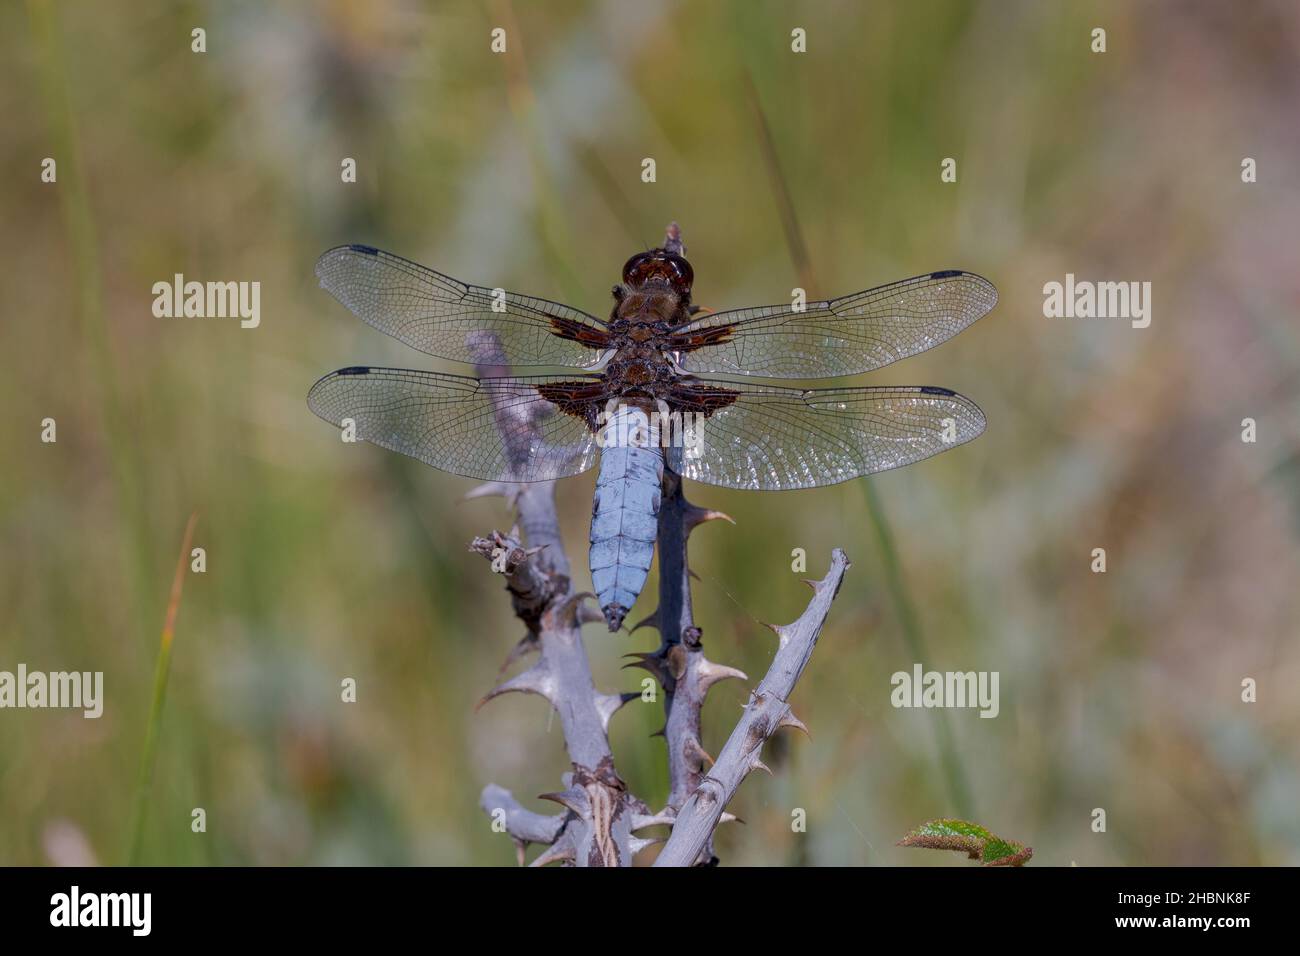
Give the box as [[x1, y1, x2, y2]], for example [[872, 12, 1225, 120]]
[[673, 270, 996, 378], [677, 382, 985, 491], [316, 245, 610, 369], [307, 367, 604, 483]]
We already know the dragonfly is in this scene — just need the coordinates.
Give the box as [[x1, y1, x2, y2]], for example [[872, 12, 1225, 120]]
[[308, 224, 996, 631]]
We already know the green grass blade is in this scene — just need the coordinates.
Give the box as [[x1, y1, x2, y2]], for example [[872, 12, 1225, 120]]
[[127, 512, 198, 865]]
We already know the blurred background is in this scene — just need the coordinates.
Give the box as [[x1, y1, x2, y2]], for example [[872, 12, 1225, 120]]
[[2, 0, 1298, 866]]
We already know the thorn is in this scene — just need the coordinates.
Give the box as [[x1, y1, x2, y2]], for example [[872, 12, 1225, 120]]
[[577, 601, 605, 625], [649, 725, 666, 739], [683, 503, 735, 532], [555, 591, 597, 626], [697, 658, 748, 691], [512, 838, 527, 867], [622, 652, 667, 682], [594, 691, 636, 732], [631, 810, 676, 830], [476, 661, 556, 711], [629, 835, 666, 855], [530, 839, 575, 868], [778, 710, 811, 739], [622, 659, 661, 678], [801, 578, 820, 592], [496, 634, 538, 678], [507, 523, 521, 541], [537, 788, 589, 816], [759, 621, 792, 646], [750, 758, 773, 777], [464, 481, 514, 501], [720, 812, 744, 825], [684, 737, 715, 770], [630, 608, 660, 633]]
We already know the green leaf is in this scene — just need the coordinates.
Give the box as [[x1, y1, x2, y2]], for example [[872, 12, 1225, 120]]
[[898, 818, 1032, 866]]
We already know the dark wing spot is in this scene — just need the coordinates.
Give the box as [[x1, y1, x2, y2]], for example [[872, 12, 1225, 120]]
[[534, 380, 610, 431], [667, 381, 740, 417], [919, 385, 955, 396], [929, 270, 963, 279], [337, 366, 372, 376], [348, 244, 380, 256], [548, 315, 611, 349], [666, 324, 735, 354]]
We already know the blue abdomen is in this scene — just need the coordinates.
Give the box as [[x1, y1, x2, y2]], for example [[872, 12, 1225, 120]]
[[590, 406, 663, 630]]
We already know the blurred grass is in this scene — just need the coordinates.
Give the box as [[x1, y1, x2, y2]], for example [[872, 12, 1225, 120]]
[[28, 0, 158, 623], [862, 481, 975, 820], [743, 60, 975, 820], [1, 0, 1298, 866], [128, 512, 197, 864]]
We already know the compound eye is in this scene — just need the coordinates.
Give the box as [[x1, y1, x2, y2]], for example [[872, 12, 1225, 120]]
[[620, 251, 694, 293], [621, 253, 651, 285], [666, 254, 694, 292]]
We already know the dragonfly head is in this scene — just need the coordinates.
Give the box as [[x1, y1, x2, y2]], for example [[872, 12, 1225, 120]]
[[622, 249, 694, 298]]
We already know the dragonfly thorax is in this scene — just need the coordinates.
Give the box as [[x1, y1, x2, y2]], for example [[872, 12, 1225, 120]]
[[611, 283, 686, 329]]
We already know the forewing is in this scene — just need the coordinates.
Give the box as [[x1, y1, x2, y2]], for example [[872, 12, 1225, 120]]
[[307, 367, 605, 483], [673, 270, 996, 378], [677, 382, 985, 491], [316, 245, 610, 369]]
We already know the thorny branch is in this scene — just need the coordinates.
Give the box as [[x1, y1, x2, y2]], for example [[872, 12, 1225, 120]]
[[475, 223, 850, 866], [625, 456, 742, 865], [468, 367, 646, 865], [655, 549, 850, 867]]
